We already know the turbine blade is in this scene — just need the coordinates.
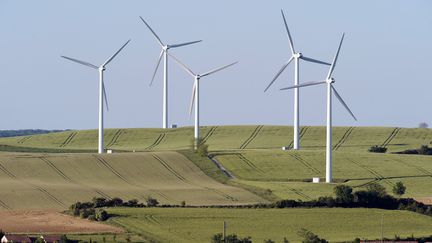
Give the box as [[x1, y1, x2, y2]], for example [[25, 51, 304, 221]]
[[103, 39, 131, 67], [264, 56, 294, 92], [169, 40, 202, 49], [200, 61, 238, 78], [300, 56, 331, 66], [139, 16, 164, 47], [150, 50, 164, 86], [331, 85, 357, 121], [167, 53, 195, 77], [61, 56, 98, 69], [189, 81, 196, 118], [327, 33, 345, 79], [281, 10, 295, 54], [280, 80, 326, 90], [102, 81, 109, 111]]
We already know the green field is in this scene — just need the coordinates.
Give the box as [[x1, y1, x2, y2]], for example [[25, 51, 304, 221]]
[[0, 151, 264, 210], [99, 207, 432, 243], [1, 126, 432, 242], [1, 126, 431, 153], [0, 126, 431, 208]]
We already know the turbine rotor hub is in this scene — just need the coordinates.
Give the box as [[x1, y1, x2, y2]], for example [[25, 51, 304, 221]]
[[99, 66, 106, 71], [326, 78, 335, 84], [293, 53, 302, 58], [163, 45, 169, 50]]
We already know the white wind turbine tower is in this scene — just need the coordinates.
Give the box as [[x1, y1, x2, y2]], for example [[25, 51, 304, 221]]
[[168, 53, 237, 146], [280, 33, 357, 183], [139, 16, 202, 129], [61, 39, 131, 154], [264, 10, 331, 150]]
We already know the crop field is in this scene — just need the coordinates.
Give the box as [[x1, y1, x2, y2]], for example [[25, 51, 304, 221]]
[[214, 150, 432, 200], [0, 151, 264, 210], [0, 126, 431, 153], [104, 207, 432, 243]]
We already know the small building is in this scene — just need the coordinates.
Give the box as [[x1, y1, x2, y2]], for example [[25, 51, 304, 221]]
[[40, 235, 62, 243], [1, 235, 32, 243]]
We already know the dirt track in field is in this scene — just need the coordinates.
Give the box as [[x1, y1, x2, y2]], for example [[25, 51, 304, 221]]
[[416, 197, 432, 205], [0, 210, 123, 233]]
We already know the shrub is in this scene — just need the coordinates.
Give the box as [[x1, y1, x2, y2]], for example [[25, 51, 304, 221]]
[[211, 233, 252, 243], [95, 209, 109, 221], [418, 145, 432, 155], [334, 185, 354, 204], [366, 183, 387, 197], [92, 197, 107, 208], [297, 228, 328, 243], [392, 181, 406, 197], [146, 197, 159, 207], [368, 145, 387, 153], [263, 239, 275, 243]]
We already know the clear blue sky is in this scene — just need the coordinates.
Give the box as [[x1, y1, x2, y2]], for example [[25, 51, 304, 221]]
[[0, 0, 431, 130]]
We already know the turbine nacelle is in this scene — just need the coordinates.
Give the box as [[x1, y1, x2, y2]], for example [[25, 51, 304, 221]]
[[293, 52, 302, 58], [326, 78, 335, 84], [99, 66, 106, 71]]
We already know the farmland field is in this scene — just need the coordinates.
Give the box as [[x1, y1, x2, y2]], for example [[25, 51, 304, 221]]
[[0, 126, 431, 153], [0, 151, 264, 210], [102, 207, 432, 243]]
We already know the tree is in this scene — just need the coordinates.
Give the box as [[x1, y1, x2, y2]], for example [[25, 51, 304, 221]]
[[366, 183, 387, 197], [392, 181, 406, 197], [418, 145, 432, 155], [146, 196, 159, 207], [60, 235, 69, 243], [419, 122, 429, 128], [297, 228, 328, 243], [283, 237, 289, 243], [333, 185, 354, 204], [95, 209, 109, 221], [263, 239, 275, 243]]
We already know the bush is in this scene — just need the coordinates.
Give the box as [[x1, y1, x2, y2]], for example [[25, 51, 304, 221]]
[[392, 181, 406, 197], [95, 209, 109, 221], [368, 145, 387, 153], [146, 197, 159, 207], [297, 228, 328, 243], [418, 145, 432, 155], [366, 183, 387, 197], [334, 185, 354, 204], [211, 233, 252, 243], [263, 239, 275, 243]]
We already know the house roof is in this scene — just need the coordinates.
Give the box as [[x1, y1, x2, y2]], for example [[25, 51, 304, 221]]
[[3, 235, 32, 242], [41, 235, 62, 243]]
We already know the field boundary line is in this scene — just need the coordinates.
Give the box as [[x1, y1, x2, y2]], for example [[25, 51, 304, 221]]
[[146, 133, 166, 150], [333, 127, 355, 151], [239, 125, 264, 149]]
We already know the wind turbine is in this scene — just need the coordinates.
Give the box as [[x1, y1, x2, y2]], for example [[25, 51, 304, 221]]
[[280, 33, 357, 183], [168, 53, 237, 147], [61, 39, 131, 154], [264, 10, 331, 150], [139, 16, 202, 129]]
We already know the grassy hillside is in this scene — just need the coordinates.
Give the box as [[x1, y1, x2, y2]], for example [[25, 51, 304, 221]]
[[0, 126, 431, 153], [0, 152, 264, 210], [104, 207, 432, 243], [0, 126, 431, 204]]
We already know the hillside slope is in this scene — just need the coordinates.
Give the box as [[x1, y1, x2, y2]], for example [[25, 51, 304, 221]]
[[0, 152, 265, 210], [0, 126, 430, 152]]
